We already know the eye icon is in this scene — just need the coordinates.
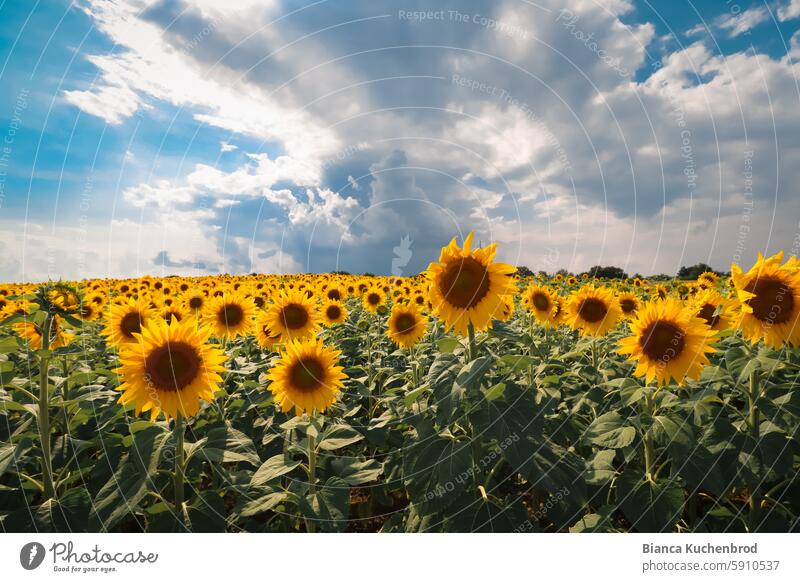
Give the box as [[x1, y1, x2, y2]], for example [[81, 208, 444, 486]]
[[20, 542, 46, 570]]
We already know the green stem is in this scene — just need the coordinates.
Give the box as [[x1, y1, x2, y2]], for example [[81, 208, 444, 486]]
[[306, 419, 317, 533], [467, 321, 477, 362], [642, 390, 656, 482], [173, 414, 186, 513], [747, 368, 761, 532], [38, 313, 55, 500], [591, 337, 598, 371]]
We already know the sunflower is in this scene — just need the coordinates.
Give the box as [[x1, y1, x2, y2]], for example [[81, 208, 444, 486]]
[[493, 294, 515, 322], [692, 289, 735, 332], [159, 303, 188, 324], [264, 289, 320, 342], [618, 298, 716, 387], [266, 337, 347, 416], [617, 292, 641, 319], [255, 310, 282, 350], [102, 298, 155, 347], [731, 251, 800, 348], [324, 284, 345, 302], [322, 300, 347, 326], [14, 316, 74, 349], [523, 284, 558, 324], [362, 286, 386, 313], [115, 317, 227, 421], [564, 285, 622, 336], [698, 271, 720, 287], [425, 232, 516, 336], [386, 304, 428, 348], [202, 291, 255, 339], [182, 290, 207, 316]]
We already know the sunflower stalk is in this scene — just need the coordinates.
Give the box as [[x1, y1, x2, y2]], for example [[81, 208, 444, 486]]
[[467, 321, 477, 362], [173, 414, 186, 514], [641, 389, 657, 482], [747, 367, 762, 532], [37, 312, 55, 500], [306, 413, 318, 533]]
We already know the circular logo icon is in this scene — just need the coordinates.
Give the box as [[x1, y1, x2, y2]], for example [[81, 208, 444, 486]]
[[20, 542, 46, 570]]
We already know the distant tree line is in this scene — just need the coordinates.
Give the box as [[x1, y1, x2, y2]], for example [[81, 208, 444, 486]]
[[514, 262, 728, 280]]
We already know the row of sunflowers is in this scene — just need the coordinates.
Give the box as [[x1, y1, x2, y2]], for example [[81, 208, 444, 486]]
[[0, 234, 798, 532]]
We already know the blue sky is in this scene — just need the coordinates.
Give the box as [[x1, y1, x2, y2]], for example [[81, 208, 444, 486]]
[[1, 0, 800, 281]]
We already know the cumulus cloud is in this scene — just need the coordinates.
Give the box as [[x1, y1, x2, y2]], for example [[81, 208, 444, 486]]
[[50, 0, 800, 277]]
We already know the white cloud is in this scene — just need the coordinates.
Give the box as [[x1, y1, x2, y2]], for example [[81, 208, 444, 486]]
[[716, 7, 769, 37], [779, 0, 800, 21], [48, 0, 800, 277], [219, 141, 238, 152], [66, 0, 340, 161]]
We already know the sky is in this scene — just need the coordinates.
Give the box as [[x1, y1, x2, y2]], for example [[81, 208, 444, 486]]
[[1, 0, 800, 282]]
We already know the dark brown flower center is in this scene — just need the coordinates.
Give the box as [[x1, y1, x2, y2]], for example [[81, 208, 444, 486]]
[[289, 357, 325, 392], [327, 289, 341, 301], [532, 292, 550, 311], [697, 303, 719, 328], [394, 313, 417, 335], [189, 296, 203, 309], [144, 341, 201, 392], [577, 298, 607, 323], [440, 257, 490, 309], [120, 311, 143, 338], [218, 303, 244, 327], [163, 310, 182, 323], [281, 304, 309, 329], [620, 299, 636, 314], [640, 320, 685, 363], [744, 276, 794, 324], [367, 293, 381, 305], [80, 304, 93, 318], [326, 305, 342, 320]]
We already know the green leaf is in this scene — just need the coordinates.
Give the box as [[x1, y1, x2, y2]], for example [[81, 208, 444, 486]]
[[436, 337, 460, 353], [586, 411, 637, 449], [617, 470, 684, 532], [194, 425, 260, 466], [240, 490, 287, 517], [300, 476, 350, 532], [402, 430, 472, 512], [497, 355, 535, 373], [454, 356, 493, 391], [331, 457, 383, 485], [482, 382, 506, 401], [317, 424, 363, 451], [89, 425, 171, 531], [250, 454, 302, 487], [585, 449, 617, 486]]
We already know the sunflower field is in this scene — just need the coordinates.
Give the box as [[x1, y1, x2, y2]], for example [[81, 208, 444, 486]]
[[0, 234, 799, 533]]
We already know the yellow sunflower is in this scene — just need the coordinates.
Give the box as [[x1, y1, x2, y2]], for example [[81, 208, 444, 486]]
[[202, 291, 255, 339], [14, 316, 74, 349], [102, 298, 155, 347], [618, 298, 716, 387], [182, 290, 207, 316], [564, 285, 622, 336], [692, 289, 735, 332], [264, 289, 320, 342], [266, 337, 347, 416], [115, 317, 227, 421], [523, 284, 558, 324], [731, 251, 800, 348], [361, 286, 386, 313], [425, 232, 516, 336], [322, 300, 347, 326], [255, 310, 282, 350], [386, 303, 429, 348], [617, 292, 641, 319]]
